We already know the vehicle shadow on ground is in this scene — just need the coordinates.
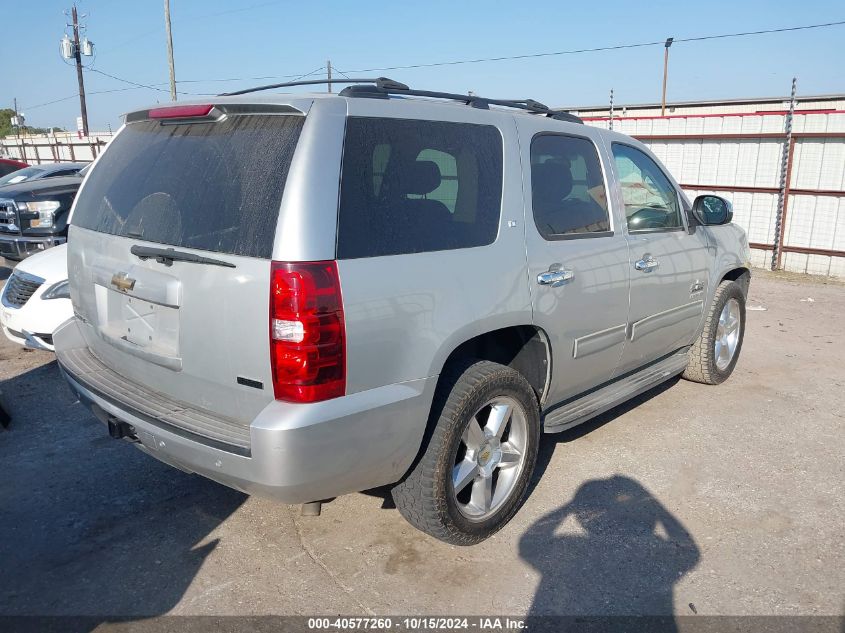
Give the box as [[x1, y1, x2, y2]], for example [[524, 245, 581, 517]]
[[519, 377, 699, 628], [0, 360, 246, 628], [0, 261, 12, 280], [519, 474, 700, 630]]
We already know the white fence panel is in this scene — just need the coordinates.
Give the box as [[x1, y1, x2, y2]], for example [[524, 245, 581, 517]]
[[588, 108, 845, 277]]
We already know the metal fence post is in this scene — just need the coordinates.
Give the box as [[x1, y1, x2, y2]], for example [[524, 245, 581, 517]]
[[771, 77, 797, 271]]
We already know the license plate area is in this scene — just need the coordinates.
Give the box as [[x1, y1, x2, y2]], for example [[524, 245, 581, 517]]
[[90, 261, 183, 364], [95, 285, 180, 360], [116, 292, 179, 354]]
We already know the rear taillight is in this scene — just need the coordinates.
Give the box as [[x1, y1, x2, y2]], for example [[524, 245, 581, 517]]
[[270, 261, 346, 403]]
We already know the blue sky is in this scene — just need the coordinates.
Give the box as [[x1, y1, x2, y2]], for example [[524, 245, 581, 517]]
[[5, 0, 845, 131]]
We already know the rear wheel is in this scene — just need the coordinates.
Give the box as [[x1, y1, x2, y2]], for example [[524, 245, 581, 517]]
[[392, 360, 540, 545], [683, 280, 746, 385]]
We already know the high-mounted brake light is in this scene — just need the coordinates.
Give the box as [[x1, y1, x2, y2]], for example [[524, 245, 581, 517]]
[[270, 261, 346, 403], [148, 104, 214, 119]]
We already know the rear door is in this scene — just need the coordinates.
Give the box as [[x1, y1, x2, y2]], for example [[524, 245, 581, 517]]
[[520, 122, 631, 405], [608, 141, 710, 375], [67, 104, 306, 425]]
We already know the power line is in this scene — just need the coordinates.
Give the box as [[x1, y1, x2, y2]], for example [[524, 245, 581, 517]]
[[339, 20, 845, 74], [23, 87, 152, 111], [21, 18, 845, 112], [675, 21, 845, 44], [22, 67, 211, 111], [86, 67, 210, 96], [162, 66, 326, 88], [290, 66, 329, 83], [163, 69, 331, 86], [86, 67, 169, 92], [152, 19, 845, 86], [21, 94, 79, 110]]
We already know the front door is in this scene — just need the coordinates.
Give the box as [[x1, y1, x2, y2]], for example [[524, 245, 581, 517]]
[[521, 126, 631, 405], [608, 142, 711, 376]]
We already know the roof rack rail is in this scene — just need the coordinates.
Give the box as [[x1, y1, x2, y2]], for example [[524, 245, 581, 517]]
[[219, 76, 583, 123], [338, 83, 583, 123], [219, 77, 408, 97]]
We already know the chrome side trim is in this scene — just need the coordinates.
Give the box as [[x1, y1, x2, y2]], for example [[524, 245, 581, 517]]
[[572, 323, 627, 359], [630, 300, 703, 341]]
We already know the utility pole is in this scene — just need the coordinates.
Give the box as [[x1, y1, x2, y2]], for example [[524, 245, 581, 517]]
[[13, 98, 20, 139], [327, 59, 332, 93], [71, 5, 89, 136], [661, 37, 673, 117], [164, 0, 177, 101], [609, 88, 614, 131]]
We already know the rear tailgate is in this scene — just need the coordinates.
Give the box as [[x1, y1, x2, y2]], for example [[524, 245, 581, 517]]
[[66, 104, 305, 434]]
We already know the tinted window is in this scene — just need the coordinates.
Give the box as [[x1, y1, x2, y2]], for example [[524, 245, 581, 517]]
[[612, 143, 682, 231], [337, 117, 503, 259], [530, 135, 610, 238], [72, 115, 304, 258], [49, 168, 80, 178], [0, 164, 19, 178], [0, 166, 45, 186]]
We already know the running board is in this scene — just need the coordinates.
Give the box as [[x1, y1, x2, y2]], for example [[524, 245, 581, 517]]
[[542, 351, 689, 433]]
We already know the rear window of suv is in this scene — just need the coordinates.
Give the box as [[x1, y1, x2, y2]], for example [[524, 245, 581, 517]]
[[72, 115, 304, 258], [337, 117, 503, 259]]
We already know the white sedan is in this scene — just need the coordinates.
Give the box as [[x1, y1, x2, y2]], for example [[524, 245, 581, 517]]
[[1, 243, 71, 351]]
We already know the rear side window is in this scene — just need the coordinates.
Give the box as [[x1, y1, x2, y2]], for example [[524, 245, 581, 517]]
[[530, 134, 610, 239], [72, 115, 304, 258], [337, 117, 503, 259]]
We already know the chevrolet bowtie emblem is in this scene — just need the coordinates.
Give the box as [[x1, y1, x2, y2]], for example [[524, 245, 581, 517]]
[[110, 272, 136, 292]]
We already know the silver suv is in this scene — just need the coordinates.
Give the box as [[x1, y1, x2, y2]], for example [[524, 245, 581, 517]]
[[55, 79, 750, 544]]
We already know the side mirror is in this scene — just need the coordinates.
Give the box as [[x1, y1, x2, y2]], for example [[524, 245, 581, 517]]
[[692, 195, 733, 226]]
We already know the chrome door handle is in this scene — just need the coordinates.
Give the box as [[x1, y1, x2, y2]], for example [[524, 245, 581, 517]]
[[635, 256, 659, 272], [537, 269, 575, 286]]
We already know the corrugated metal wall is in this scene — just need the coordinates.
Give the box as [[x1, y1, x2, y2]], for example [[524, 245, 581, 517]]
[[586, 108, 845, 277]]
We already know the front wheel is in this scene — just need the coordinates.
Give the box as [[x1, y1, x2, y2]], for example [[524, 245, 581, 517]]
[[392, 360, 540, 545], [683, 279, 746, 385]]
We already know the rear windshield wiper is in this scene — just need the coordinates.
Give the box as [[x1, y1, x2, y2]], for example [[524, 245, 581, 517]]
[[130, 245, 236, 268]]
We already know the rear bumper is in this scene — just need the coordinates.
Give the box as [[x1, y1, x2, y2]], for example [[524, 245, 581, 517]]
[[0, 234, 66, 260], [54, 318, 435, 504]]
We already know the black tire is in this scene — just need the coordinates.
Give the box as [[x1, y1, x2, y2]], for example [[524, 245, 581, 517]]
[[683, 279, 746, 385], [391, 360, 540, 545]]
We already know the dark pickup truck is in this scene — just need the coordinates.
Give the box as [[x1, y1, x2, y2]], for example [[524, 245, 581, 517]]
[[0, 167, 86, 260]]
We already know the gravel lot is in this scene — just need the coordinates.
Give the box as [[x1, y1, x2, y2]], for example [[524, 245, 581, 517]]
[[1, 258, 843, 621]]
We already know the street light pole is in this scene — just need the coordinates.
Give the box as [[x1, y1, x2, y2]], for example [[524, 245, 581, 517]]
[[661, 37, 674, 117], [164, 0, 177, 101]]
